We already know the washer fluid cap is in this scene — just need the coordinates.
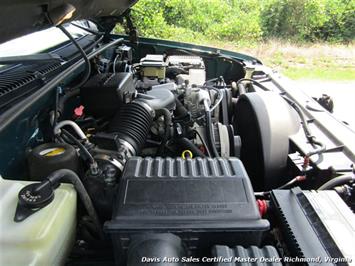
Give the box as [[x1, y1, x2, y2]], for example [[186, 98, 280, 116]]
[[14, 182, 54, 222]]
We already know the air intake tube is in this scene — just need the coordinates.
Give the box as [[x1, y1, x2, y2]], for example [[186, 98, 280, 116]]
[[107, 100, 154, 171], [127, 234, 185, 266]]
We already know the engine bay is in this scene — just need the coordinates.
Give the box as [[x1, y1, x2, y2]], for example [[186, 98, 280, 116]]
[[1, 38, 355, 266]]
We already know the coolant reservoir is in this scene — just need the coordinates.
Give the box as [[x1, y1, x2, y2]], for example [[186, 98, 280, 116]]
[[0, 177, 77, 266]]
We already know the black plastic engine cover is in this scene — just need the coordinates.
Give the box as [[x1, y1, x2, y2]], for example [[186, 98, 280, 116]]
[[80, 72, 135, 117], [105, 157, 269, 261], [212, 245, 282, 266]]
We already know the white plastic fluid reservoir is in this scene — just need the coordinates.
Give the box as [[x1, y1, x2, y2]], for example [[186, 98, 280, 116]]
[[0, 176, 77, 266]]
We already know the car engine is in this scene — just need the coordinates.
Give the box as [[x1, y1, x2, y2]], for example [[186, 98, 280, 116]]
[[2, 41, 355, 266]]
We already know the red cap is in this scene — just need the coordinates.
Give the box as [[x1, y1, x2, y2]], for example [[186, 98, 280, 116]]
[[296, 175, 307, 182], [73, 105, 84, 118], [257, 199, 268, 217]]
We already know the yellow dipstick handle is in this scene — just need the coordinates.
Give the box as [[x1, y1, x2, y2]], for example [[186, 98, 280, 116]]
[[182, 150, 193, 159]]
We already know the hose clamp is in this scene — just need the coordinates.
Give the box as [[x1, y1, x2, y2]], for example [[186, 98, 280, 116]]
[[94, 154, 125, 172], [133, 100, 155, 117], [117, 138, 136, 156]]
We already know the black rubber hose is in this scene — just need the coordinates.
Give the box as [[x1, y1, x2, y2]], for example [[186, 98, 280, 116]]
[[204, 100, 219, 157], [306, 139, 326, 157], [318, 175, 355, 190], [60, 129, 95, 165], [174, 97, 189, 118], [155, 108, 172, 155], [176, 137, 206, 158], [54, 88, 59, 126], [58, 25, 91, 92], [236, 78, 270, 92], [108, 102, 153, 153], [281, 96, 313, 140], [39, 169, 103, 239], [282, 96, 326, 156]]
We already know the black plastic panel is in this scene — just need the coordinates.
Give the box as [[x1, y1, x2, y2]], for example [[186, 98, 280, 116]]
[[212, 245, 282, 266], [105, 157, 269, 263], [271, 188, 355, 264], [233, 92, 300, 191]]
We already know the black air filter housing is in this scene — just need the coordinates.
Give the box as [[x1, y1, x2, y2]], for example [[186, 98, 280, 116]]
[[212, 245, 282, 266], [105, 157, 269, 263]]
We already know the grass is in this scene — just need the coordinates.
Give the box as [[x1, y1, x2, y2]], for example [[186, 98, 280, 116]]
[[282, 67, 354, 80], [202, 39, 355, 81]]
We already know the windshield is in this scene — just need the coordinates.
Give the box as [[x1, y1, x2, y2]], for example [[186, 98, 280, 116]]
[[0, 20, 96, 66]]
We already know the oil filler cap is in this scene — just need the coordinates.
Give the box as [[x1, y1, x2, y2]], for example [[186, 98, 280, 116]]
[[14, 182, 54, 222]]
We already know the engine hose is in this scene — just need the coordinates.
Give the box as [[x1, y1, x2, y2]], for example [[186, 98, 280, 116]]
[[204, 99, 220, 157], [60, 129, 96, 166], [36, 169, 104, 239], [54, 120, 88, 141], [199, 85, 224, 112], [306, 139, 326, 157], [236, 78, 270, 92], [281, 95, 326, 156], [318, 174, 355, 190], [155, 108, 172, 155], [58, 25, 91, 93], [54, 87, 59, 126], [281, 96, 312, 139], [176, 137, 206, 158], [108, 101, 153, 154], [174, 97, 189, 119]]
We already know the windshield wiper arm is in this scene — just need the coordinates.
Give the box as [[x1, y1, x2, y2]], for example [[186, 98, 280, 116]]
[[0, 53, 63, 65]]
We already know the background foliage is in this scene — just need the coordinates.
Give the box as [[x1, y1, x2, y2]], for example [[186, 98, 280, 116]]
[[117, 0, 355, 43]]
